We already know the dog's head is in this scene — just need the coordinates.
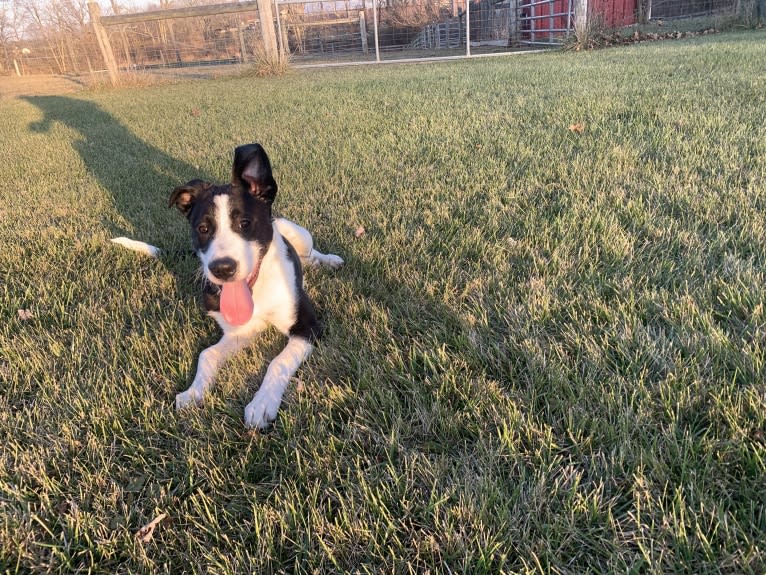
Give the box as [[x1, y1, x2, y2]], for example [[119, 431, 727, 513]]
[[169, 143, 277, 286]]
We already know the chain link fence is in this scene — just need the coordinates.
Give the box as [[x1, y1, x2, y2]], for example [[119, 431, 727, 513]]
[[0, 0, 752, 78], [649, 0, 736, 18]]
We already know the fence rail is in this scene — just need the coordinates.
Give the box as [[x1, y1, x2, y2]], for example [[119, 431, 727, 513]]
[[409, 18, 464, 49]]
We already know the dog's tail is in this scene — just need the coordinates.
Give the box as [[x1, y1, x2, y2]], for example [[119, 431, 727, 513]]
[[111, 237, 161, 258], [274, 218, 344, 269]]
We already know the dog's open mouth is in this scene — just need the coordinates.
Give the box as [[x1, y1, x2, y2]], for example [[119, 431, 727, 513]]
[[219, 262, 260, 325]]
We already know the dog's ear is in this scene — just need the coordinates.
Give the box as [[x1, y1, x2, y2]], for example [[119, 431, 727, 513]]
[[232, 143, 277, 204], [169, 179, 208, 216]]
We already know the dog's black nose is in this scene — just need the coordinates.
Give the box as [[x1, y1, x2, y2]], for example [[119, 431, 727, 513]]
[[209, 257, 238, 281]]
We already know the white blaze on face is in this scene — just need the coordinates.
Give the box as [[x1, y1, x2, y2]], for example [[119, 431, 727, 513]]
[[199, 195, 255, 284]]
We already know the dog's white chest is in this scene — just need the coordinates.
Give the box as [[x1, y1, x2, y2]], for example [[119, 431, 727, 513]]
[[212, 233, 298, 336]]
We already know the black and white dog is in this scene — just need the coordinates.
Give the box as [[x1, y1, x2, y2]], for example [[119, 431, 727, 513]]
[[113, 143, 343, 429]]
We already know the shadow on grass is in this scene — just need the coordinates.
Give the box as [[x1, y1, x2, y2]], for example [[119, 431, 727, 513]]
[[22, 95, 204, 249], [21, 95, 213, 369]]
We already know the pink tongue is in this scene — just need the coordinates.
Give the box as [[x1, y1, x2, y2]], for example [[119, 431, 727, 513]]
[[219, 280, 254, 325]]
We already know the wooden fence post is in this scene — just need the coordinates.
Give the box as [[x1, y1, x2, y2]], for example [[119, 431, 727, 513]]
[[256, 0, 279, 63], [508, 0, 519, 46], [167, 21, 182, 64], [573, 0, 588, 41], [279, 10, 290, 57], [359, 11, 368, 54], [274, 0, 287, 58], [88, 2, 119, 85], [238, 21, 248, 62], [372, 0, 380, 62]]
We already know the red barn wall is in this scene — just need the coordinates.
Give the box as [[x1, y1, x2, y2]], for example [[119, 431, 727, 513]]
[[518, 0, 573, 39], [589, 0, 637, 27], [518, 0, 637, 40]]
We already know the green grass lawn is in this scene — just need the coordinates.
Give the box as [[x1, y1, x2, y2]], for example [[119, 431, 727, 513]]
[[1, 29, 765, 573]]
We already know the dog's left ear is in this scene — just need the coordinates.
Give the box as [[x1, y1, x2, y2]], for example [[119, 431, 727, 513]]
[[169, 179, 208, 217], [232, 143, 277, 204]]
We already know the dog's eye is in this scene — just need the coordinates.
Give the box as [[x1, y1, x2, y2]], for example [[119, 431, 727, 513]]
[[198, 223, 209, 235], [239, 219, 251, 231]]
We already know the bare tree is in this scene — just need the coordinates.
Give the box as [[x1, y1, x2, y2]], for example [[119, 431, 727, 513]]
[[381, 0, 453, 28], [0, 1, 33, 74], [49, 0, 89, 73], [9, 0, 90, 74], [16, 0, 64, 72], [0, 2, 11, 72], [3, 0, 30, 41]]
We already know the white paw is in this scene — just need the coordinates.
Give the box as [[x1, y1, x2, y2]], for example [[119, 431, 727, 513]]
[[310, 252, 344, 268], [324, 254, 344, 268], [175, 388, 204, 410], [110, 237, 160, 258], [244, 392, 282, 429]]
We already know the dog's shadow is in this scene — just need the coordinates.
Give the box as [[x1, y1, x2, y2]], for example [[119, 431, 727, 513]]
[[22, 95, 218, 371], [22, 94, 212, 311], [22, 95, 201, 251]]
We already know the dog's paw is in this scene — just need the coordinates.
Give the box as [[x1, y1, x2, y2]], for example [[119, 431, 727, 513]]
[[176, 388, 204, 410], [244, 393, 281, 430], [307, 250, 344, 269], [310, 251, 344, 268], [110, 237, 161, 258], [324, 254, 344, 268]]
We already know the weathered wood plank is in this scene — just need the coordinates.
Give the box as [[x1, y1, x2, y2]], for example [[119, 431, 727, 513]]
[[101, 1, 261, 25], [88, 2, 119, 84], [291, 17, 359, 27]]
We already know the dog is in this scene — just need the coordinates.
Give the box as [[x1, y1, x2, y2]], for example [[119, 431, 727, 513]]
[[112, 143, 343, 429]]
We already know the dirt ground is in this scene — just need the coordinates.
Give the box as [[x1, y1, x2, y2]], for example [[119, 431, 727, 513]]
[[0, 52, 533, 99], [0, 65, 255, 98], [0, 74, 89, 99]]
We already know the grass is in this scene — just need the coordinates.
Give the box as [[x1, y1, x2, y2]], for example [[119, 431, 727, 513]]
[[1, 29, 765, 573], [565, 13, 742, 51]]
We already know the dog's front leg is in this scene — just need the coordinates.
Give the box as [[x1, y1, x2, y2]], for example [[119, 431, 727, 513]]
[[244, 336, 313, 429], [176, 334, 249, 410]]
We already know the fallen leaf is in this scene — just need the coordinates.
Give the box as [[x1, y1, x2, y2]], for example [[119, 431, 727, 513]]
[[190, 108, 201, 117], [568, 123, 585, 133], [54, 500, 71, 516], [354, 225, 366, 238], [125, 475, 146, 492], [17, 309, 33, 321], [136, 512, 168, 544]]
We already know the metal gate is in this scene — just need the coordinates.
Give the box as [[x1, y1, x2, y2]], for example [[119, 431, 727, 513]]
[[517, 0, 574, 45]]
